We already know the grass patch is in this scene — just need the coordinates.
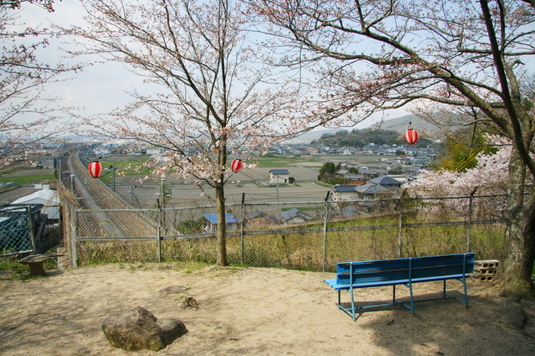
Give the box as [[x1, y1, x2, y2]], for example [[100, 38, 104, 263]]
[[0, 257, 55, 280], [315, 181, 333, 188], [253, 156, 321, 168], [174, 261, 210, 273], [0, 174, 56, 185], [99, 156, 153, 183]]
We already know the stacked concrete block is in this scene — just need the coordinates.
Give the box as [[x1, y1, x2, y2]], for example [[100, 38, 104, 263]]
[[473, 260, 499, 282]]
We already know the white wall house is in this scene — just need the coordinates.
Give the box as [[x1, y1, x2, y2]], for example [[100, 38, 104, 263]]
[[331, 185, 358, 201], [269, 169, 290, 184]]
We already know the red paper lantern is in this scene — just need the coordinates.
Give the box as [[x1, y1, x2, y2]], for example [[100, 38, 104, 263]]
[[88, 161, 103, 178], [230, 159, 243, 173], [404, 122, 419, 145]]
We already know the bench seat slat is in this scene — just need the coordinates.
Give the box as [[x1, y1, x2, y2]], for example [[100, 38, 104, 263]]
[[326, 273, 468, 290]]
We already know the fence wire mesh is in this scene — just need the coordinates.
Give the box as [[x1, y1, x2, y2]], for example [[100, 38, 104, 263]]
[[0, 206, 35, 255], [64, 192, 507, 271]]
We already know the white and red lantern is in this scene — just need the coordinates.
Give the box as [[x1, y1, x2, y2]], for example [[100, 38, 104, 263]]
[[88, 161, 103, 178], [404, 122, 419, 145], [230, 159, 243, 173]]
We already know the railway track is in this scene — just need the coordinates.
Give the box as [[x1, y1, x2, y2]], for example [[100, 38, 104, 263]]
[[62, 151, 158, 239]]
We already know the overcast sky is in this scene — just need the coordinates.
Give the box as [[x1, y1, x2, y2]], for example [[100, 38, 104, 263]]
[[19, 1, 143, 118], [19, 1, 409, 133]]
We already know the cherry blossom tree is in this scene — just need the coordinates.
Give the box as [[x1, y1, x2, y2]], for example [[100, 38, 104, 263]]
[[70, 0, 332, 266], [0, 1, 78, 168], [252, 0, 535, 295], [409, 135, 513, 217]]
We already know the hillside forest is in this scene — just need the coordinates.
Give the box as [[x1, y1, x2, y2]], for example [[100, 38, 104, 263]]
[[311, 129, 434, 148]]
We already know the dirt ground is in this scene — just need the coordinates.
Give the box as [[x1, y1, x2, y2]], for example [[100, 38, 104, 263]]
[[1, 264, 534, 356]]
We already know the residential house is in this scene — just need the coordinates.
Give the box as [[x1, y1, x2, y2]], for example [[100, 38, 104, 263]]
[[343, 173, 366, 186], [269, 169, 290, 184], [369, 176, 403, 188], [355, 183, 391, 199], [331, 185, 358, 201]]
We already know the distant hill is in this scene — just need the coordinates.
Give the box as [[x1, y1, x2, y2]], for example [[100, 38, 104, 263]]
[[370, 114, 441, 135], [286, 128, 344, 143], [288, 114, 445, 144]]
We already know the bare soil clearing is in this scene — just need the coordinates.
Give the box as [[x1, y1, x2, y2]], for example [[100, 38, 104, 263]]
[[1, 264, 534, 355]]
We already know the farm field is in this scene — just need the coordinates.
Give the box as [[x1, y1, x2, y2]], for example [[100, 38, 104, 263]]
[[83, 153, 403, 208], [98, 153, 399, 182], [97, 155, 352, 207], [0, 168, 55, 185]]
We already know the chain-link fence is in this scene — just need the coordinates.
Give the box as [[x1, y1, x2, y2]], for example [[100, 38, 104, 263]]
[[63, 191, 507, 272], [0, 204, 57, 256]]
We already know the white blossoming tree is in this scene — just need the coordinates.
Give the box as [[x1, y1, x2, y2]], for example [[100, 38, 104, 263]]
[[0, 1, 78, 168], [71, 0, 335, 266], [409, 136, 513, 219], [413, 136, 511, 197]]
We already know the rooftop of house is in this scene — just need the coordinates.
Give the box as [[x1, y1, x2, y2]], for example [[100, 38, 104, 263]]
[[269, 169, 290, 175]]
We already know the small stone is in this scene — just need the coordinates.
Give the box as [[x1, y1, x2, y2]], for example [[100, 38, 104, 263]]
[[181, 297, 199, 309], [160, 286, 190, 294]]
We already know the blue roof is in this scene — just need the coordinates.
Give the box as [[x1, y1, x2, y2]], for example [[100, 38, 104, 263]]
[[333, 185, 357, 192], [203, 213, 241, 224], [269, 169, 289, 175]]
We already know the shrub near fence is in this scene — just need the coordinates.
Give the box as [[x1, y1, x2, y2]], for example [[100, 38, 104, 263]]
[[63, 193, 507, 272]]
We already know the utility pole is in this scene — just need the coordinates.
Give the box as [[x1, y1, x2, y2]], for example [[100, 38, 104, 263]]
[[112, 163, 116, 192]]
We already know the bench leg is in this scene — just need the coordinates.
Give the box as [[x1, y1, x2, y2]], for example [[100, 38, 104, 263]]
[[398, 283, 416, 314], [408, 283, 415, 314], [337, 289, 359, 321], [350, 287, 357, 320], [444, 278, 470, 308], [462, 277, 469, 308]]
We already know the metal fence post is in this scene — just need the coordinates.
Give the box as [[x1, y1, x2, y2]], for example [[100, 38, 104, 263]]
[[322, 191, 330, 272], [157, 223, 162, 262], [26, 206, 37, 254], [241, 193, 245, 265], [467, 187, 478, 253], [160, 178, 166, 234], [72, 209, 79, 268], [397, 190, 406, 258]]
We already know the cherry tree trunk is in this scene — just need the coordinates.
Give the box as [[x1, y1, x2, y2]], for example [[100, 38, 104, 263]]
[[215, 185, 228, 266], [500, 149, 535, 297]]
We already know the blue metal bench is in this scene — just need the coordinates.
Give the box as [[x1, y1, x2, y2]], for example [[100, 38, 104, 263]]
[[324, 253, 475, 320]]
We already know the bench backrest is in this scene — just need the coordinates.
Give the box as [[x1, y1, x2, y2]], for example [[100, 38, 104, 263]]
[[336, 253, 475, 286]]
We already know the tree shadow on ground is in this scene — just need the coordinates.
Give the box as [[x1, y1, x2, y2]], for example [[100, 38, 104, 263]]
[[345, 283, 535, 355]]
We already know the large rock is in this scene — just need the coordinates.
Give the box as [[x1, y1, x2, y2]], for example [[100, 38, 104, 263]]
[[102, 306, 188, 351]]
